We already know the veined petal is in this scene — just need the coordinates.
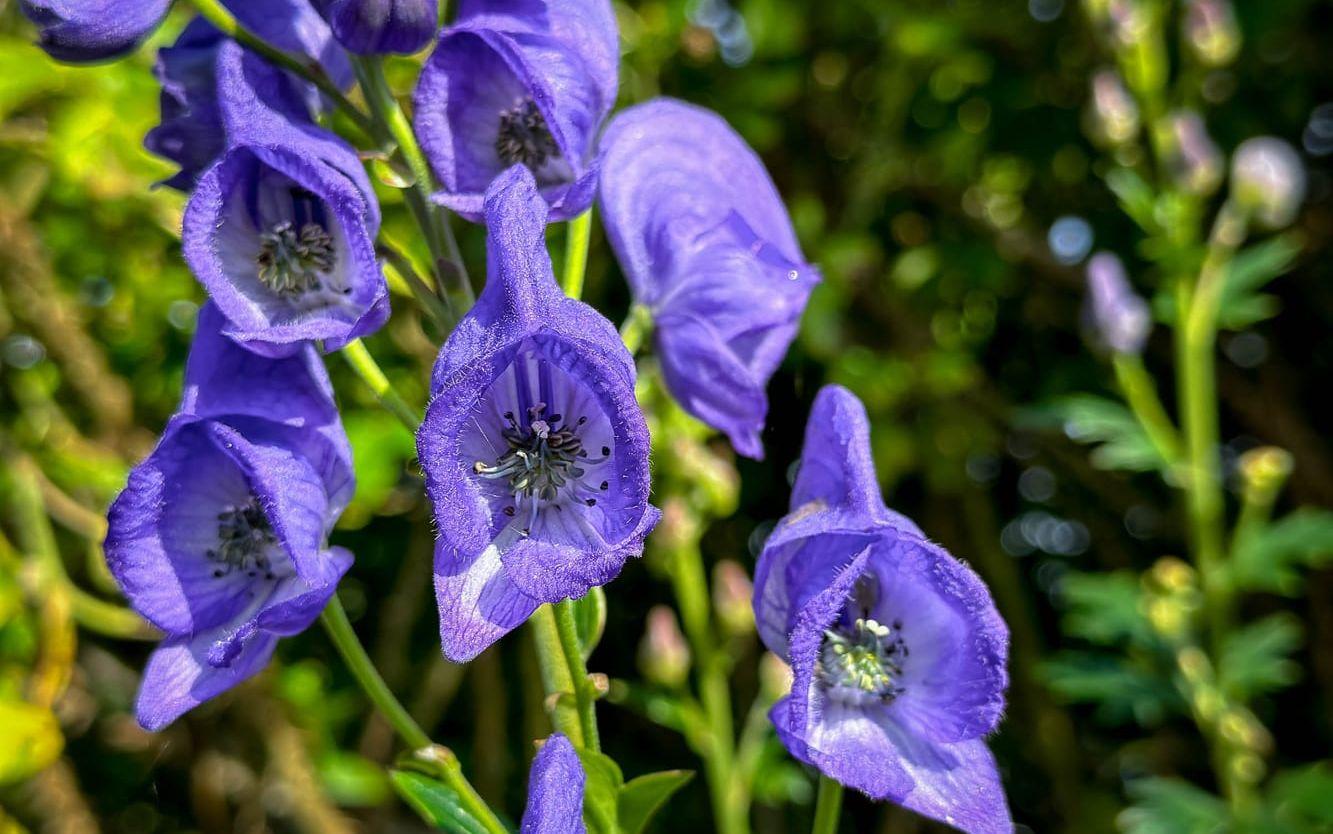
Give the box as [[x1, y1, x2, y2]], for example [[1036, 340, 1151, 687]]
[[135, 629, 278, 731], [434, 533, 541, 662]]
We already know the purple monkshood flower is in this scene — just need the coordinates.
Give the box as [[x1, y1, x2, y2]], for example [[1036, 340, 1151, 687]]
[[146, 0, 355, 191], [412, 0, 618, 222], [315, 0, 439, 55], [753, 385, 1011, 834], [182, 41, 388, 358], [522, 734, 586, 833], [1085, 251, 1150, 355], [418, 166, 658, 661], [20, 0, 171, 63], [106, 303, 355, 731], [599, 99, 820, 460]]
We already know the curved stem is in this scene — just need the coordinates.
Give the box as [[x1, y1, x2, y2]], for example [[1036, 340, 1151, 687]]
[[561, 209, 593, 299], [811, 776, 844, 834], [189, 0, 374, 137], [319, 597, 508, 834], [553, 599, 601, 751], [340, 339, 421, 432], [1112, 353, 1182, 467]]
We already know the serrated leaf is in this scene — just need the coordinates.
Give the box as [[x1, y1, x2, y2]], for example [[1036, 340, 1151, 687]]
[[1234, 509, 1333, 595], [577, 749, 625, 834], [1058, 571, 1150, 646], [573, 587, 607, 661], [1214, 235, 1302, 330], [1040, 652, 1180, 726], [1266, 762, 1333, 832], [1022, 395, 1165, 472], [1120, 778, 1227, 834], [390, 771, 489, 834], [617, 770, 694, 834], [1218, 614, 1303, 700]]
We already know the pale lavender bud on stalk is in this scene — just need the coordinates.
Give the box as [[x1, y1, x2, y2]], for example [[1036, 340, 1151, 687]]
[[1231, 138, 1307, 230], [1105, 0, 1150, 48], [1086, 252, 1150, 355], [1088, 69, 1140, 146], [1183, 0, 1240, 67], [713, 559, 754, 637], [1163, 110, 1224, 196], [639, 605, 691, 689]]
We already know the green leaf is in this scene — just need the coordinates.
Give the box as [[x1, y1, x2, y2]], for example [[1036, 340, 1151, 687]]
[[1265, 762, 1333, 832], [389, 770, 489, 834], [1021, 395, 1164, 472], [319, 751, 392, 808], [577, 749, 625, 834], [1120, 778, 1228, 834], [1233, 509, 1333, 595], [1040, 652, 1180, 726], [1058, 571, 1150, 646], [1105, 168, 1158, 232], [1218, 614, 1303, 700], [617, 770, 695, 834], [572, 587, 608, 661]]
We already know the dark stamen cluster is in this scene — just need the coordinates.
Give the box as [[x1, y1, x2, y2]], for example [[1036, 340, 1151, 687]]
[[256, 221, 335, 295], [474, 403, 605, 503], [495, 98, 561, 169], [208, 500, 278, 580], [818, 616, 908, 703]]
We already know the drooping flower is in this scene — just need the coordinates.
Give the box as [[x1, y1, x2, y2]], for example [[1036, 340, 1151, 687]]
[[521, 734, 587, 833], [1084, 251, 1150, 355], [412, 0, 618, 222], [146, 0, 354, 191], [106, 303, 355, 731], [418, 166, 657, 661], [598, 99, 820, 459], [753, 385, 1011, 834], [1231, 137, 1306, 230], [20, 0, 171, 63], [316, 0, 439, 55], [182, 41, 388, 357]]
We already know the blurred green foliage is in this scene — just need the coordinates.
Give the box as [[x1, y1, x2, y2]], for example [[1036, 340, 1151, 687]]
[[2, 0, 1332, 832]]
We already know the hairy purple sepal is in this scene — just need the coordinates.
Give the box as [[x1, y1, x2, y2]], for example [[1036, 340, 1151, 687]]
[[316, 0, 439, 55], [21, 0, 171, 63], [521, 734, 587, 833]]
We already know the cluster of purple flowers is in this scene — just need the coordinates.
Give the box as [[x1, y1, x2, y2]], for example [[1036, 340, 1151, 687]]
[[27, 0, 1011, 829]]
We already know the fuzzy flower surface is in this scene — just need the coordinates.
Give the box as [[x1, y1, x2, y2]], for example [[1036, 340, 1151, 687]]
[[598, 98, 819, 459], [106, 304, 355, 731], [412, 0, 618, 222], [753, 385, 1011, 834], [146, 0, 354, 191], [1085, 251, 1150, 355], [418, 166, 658, 661], [182, 42, 388, 357], [21, 0, 171, 63], [316, 0, 439, 55], [521, 734, 587, 833]]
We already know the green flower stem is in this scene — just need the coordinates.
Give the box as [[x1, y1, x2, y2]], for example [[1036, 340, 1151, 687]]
[[375, 242, 456, 332], [1179, 200, 1247, 654], [553, 598, 602, 751], [340, 339, 421, 431], [530, 605, 587, 745], [561, 209, 593, 299], [319, 596, 507, 834], [619, 304, 654, 356], [189, 0, 374, 137], [354, 57, 473, 310], [1112, 353, 1182, 467], [811, 775, 844, 834]]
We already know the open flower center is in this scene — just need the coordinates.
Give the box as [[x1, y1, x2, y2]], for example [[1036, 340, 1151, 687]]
[[818, 617, 907, 703], [256, 220, 335, 295], [473, 401, 610, 534], [207, 500, 280, 581], [495, 98, 560, 169]]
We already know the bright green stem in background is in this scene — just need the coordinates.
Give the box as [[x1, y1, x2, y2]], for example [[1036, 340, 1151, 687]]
[[562, 209, 593, 299], [811, 776, 844, 834], [1113, 353, 1182, 467], [554, 599, 601, 751], [320, 596, 508, 834], [620, 304, 654, 356], [190, 0, 374, 137], [340, 339, 421, 431]]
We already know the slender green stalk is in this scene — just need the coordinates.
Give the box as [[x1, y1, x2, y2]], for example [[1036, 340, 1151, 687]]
[[811, 776, 844, 834], [530, 605, 586, 745], [340, 339, 421, 431], [320, 596, 508, 834], [553, 599, 601, 751], [376, 242, 455, 332], [620, 304, 654, 356], [354, 57, 472, 307], [1112, 353, 1182, 467], [190, 0, 374, 137], [561, 209, 594, 299]]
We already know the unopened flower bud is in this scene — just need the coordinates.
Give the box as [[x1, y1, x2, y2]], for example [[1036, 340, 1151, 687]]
[[639, 606, 691, 689], [1237, 446, 1293, 503], [1162, 111, 1224, 196], [1105, 0, 1150, 48], [1085, 252, 1150, 355], [1231, 137, 1306, 229], [712, 560, 754, 637], [1182, 0, 1240, 67], [758, 652, 793, 701], [1088, 70, 1140, 146]]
